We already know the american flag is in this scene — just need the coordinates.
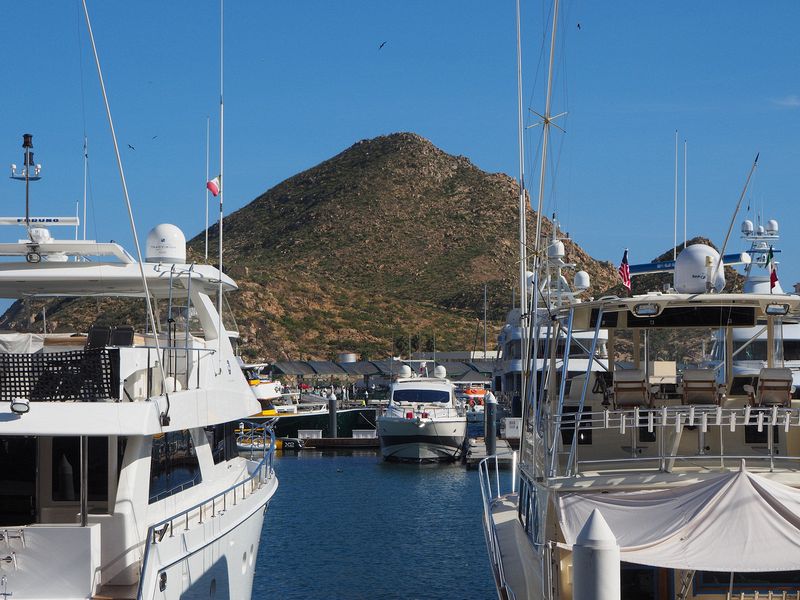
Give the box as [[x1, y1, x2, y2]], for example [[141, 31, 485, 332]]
[[618, 249, 631, 291]]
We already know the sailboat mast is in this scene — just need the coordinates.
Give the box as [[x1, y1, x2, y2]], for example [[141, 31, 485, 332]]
[[515, 0, 528, 322]]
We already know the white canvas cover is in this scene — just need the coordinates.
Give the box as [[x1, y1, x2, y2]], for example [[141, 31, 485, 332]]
[[557, 464, 800, 571], [0, 332, 44, 354]]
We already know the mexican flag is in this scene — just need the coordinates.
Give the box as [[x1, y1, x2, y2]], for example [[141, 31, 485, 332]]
[[766, 246, 778, 291], [206, 175, 221, 197]]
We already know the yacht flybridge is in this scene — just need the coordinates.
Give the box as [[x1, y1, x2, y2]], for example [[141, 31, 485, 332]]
[[0, 209, 278, 598], [481, 252, 800, 598]]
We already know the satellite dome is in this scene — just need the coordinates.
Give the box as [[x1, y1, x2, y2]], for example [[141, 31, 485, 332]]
[[674, 244, 725, 293], [398, 365, 412, 378], [766, 219, 779, 234], [573, 271, 590, 292], [741, 220, 754, 235], [145, 224, 186, 264], [433, 365, 447, 379], [756, 225, 766, 235], [548, 240, 565, 259]]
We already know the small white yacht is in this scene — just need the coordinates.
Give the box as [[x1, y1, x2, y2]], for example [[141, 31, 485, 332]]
[[0, 139, 278, 599], [378, 365, 467, 462]]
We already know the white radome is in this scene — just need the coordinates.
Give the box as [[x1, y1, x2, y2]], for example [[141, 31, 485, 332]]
[[145, 223, 186, 264], [674, 244, 725, 293]]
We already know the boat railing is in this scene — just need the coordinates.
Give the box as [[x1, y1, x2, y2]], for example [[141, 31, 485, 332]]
[[478, 453, 518, 600], [140, 345, 217, 397], [135, 421, 276, 600], [549, 405, 800, 476]]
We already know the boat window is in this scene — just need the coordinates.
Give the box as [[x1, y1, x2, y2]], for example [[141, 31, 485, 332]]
[[0, 436, 36, 526], [52, 437, 108, 503], [393, 389, 450, 403], [205, 422, 238, 465], [734, 340, 767, 360], [507, 340, 522, 360], [783, 340, 800, 360], [696, 570, 800, 592], [149, 430, 201, 503]]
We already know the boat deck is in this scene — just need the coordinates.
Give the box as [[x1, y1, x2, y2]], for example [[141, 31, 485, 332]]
[[490, 493, 541, 600]]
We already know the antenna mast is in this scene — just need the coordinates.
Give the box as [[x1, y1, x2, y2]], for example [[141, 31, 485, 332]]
[[9, 134, 42, 241], [217, 0, 225, 364]]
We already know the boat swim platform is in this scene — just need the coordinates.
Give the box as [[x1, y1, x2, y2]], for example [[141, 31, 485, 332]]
[[464, 438, 515, 470]]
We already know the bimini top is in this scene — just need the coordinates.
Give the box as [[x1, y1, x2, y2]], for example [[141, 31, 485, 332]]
[[0, 239, 235, 299], [561, 292, 800, 331]]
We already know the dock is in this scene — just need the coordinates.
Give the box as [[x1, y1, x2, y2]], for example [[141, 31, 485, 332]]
[[464, 437, 516, 470]]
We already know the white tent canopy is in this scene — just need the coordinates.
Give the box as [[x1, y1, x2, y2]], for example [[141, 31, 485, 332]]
[[558, 464, 800, 572]]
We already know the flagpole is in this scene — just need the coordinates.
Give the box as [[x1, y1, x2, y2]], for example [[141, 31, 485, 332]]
[[673, 129, 678, 259], [82, 136, 88, 241], [218, 0, 225, 365], [205, 116, 210, 260], [683, 139, 687, 248]]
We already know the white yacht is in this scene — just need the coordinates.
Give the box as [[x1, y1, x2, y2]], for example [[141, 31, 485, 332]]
[[709, 218, 800, 396], [0, 167, 278, 597], [480, 241, 800, 599], [241, 362, 286, 410], [377, 366, 467, 462]]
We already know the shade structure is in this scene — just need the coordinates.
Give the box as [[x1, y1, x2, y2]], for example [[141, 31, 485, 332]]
[[557, 464, 800, 572]]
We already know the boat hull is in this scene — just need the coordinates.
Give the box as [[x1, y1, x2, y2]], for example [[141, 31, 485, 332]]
[[378, 416, 467, 462]]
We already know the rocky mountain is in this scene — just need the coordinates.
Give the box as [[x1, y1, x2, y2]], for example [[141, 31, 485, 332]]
[[1, 133, 744, 362]]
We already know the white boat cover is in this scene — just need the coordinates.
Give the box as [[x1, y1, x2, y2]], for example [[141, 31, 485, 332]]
[[557, 464, 800, 571]]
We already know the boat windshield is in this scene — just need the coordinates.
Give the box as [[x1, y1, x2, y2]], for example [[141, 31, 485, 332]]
[[393, 389, 450, 403]]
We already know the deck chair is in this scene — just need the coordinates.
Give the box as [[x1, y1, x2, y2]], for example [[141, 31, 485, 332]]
[[681, 369, 723, 405], [109, 325, 135, 347], [747, 367, 795, 406], [85, 325, 111, 350], [613, 368, 652, 408]]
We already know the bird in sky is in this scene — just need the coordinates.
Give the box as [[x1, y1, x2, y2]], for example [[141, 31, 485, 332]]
[[127, 144, 135, 150], [577, 23, 581, 30], [151, 135, 158, 140], [379, 41, 387, 50]]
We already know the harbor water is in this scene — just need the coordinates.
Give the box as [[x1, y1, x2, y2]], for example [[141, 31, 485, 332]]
[[253, 450, 496, 600]]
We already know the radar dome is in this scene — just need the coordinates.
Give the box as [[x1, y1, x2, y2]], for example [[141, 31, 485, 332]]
[[146, 224, 186, 264], [741, 220, 754, 235], [573, 271, 590, 292], [766, 219, 779, 234], [398, 365, 413, 378], [757, 225, 765, 235], [433, 365, 447, 379], [674, 244, 725, 293]]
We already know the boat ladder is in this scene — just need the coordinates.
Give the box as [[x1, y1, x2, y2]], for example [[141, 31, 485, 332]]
[[676, 570, 696, 600]]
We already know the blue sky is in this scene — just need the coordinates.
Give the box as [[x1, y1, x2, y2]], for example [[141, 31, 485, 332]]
[[2, 1, 800, 288]]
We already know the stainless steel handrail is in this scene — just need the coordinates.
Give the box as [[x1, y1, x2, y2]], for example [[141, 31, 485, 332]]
[[548, 405, 800, 476], [479, 453, 518, 600], [135, 422, 276, 600]]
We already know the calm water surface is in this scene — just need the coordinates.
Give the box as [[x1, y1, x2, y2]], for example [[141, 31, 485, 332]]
[[253, 450, 495, 600]]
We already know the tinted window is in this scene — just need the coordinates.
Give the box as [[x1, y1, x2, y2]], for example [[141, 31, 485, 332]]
[[734, 341, 767, 360], [52, 437, 108, 503], [149, 430, 201, 503], [205, 422, 238, 465], [393, 389, 450, 403]]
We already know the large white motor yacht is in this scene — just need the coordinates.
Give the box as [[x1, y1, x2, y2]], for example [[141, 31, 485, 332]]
[[378, 365, 467, 462], [0, 208, 278, 598], [481, 241, 800, 599]]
